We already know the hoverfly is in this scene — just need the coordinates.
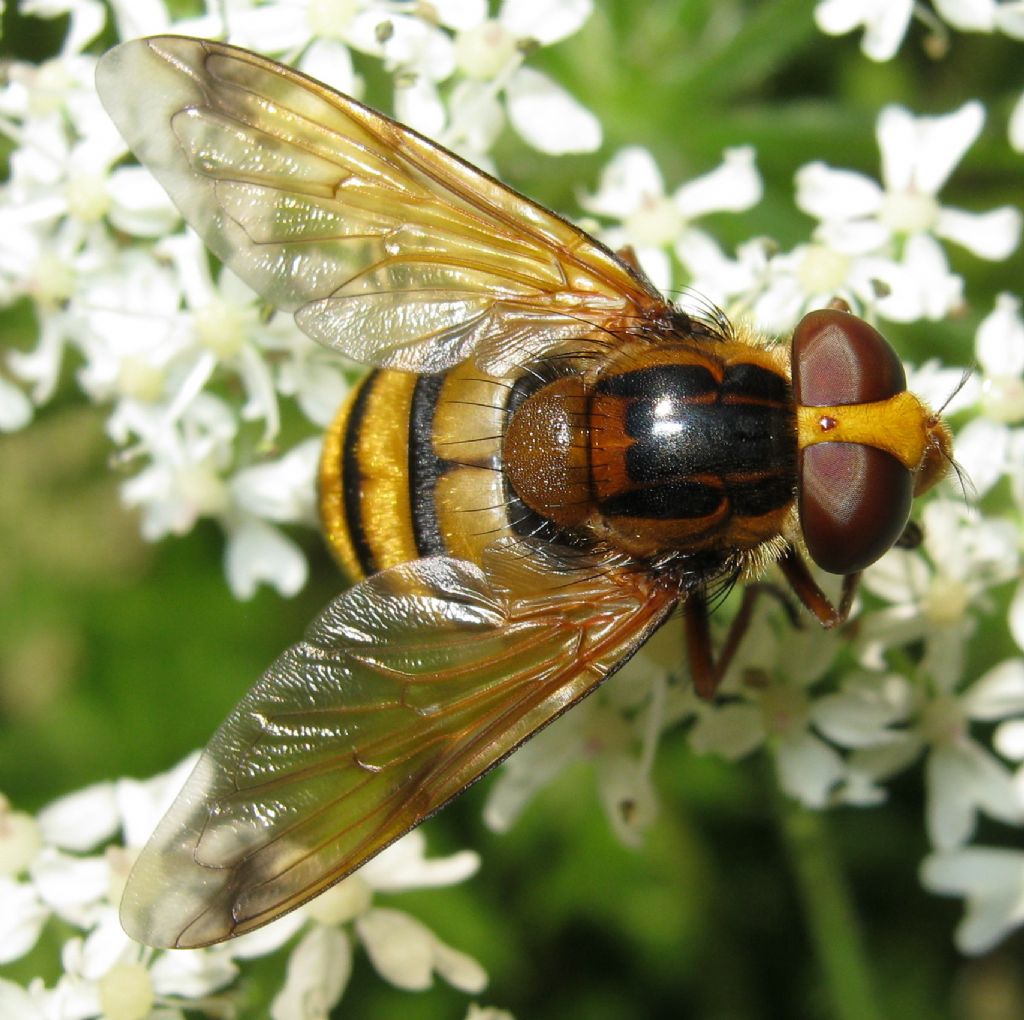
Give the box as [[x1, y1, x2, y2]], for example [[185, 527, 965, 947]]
[[96, 36, 953, 950]]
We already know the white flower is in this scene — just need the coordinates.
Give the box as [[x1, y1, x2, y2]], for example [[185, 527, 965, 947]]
[[814, 0, 1002, 60], [814, 0, 914, 60], [922, 847, 1024, 953], [952, 294, 1024, 523], [423, 0, 600, 157], [795, 103, 1021, 321], [687, 607, 848, 809], [271, 924, 351, 1020], [0, 791, 112, 964], [745, 238, 912, 331], [816, 659, 1024, 848], [578, 145, 762, 295], [270, 830, 485, 1016], [858, 499, 1019, 681], [484, 623, 681, 847]]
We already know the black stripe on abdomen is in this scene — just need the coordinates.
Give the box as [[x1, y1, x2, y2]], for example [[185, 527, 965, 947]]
[[342, 371, 380, 576], [409, 373, 448, 558]]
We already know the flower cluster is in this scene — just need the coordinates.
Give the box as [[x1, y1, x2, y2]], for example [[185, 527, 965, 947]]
[[0, 759, 492, 1019], [2, 0, 1024, 1012], [0, 0, 601, 599]]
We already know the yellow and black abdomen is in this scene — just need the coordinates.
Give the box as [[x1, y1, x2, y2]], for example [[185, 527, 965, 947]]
[[319, 363, 528, 582]]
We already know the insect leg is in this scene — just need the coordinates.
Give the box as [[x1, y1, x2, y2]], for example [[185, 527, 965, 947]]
[[684, 582, 802, 700], [776, 545, 860, 628]]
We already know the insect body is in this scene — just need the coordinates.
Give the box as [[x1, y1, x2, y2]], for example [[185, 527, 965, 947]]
[[96, 36, 952, 950]]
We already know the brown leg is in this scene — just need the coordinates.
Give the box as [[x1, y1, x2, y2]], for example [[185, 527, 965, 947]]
[[685, 582, 800, 700], [775, 545, 859, 629], [685, 546, 859, 700]]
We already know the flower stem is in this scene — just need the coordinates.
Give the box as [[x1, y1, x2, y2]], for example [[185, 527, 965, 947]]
[[775, 791, 886, 1020]]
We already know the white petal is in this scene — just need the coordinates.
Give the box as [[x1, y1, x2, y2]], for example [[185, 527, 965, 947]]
[[688, 703, 764, 760], [903, 101, 983, 195], [433, 0, 488, 31], [297, 40, 356, 97], [953, 417, 1009, 498], [926, 743, 1023, 850], [506, 67, 601, 154], [1011, 581, 1024, 653], [1010, 90, 1024, 152], [445, 79, 506, 158], [107, 0, 170, 38], [975, 292, 1024, 376], [107, 165, 180, 238], [499, 0, 592, 44], [356, 908, 436, 991], [221, 5, 314, 52], [847, 734, 924, 782], [860, 1, 915, 59], [78, 908, 132, 979], [230, 439, 320, 524], [996, 2, 1024, 37], [774, 733, 846, 808], [876, 105, 918, 192], [962, 659, 1024, 720], [579, 146, 665, 218], [936, 204, 1022, 259], [30, 849, 108, 919], [224, 517, 308, 600], [0, 880, 48, 964], [795, 163, 883, 221], [149, 947, 238, 999], [631, 245, 672, 296], [814, 217, 891, 254], [814, 0, 914, 59], [221, 910, 305, 960], [862, 543, 930, 601], [0, 976, 47, 1020], [877, 233, 964, 321], [0, 378, 33, 432], [270, 925, 351, 1020], [360, 830, 480, 892], [38, 782, 119, 852], [933, 0, 997, 30], [921, 847, 1024, 954], [994, 718, 1024, 761], [395, 76, 447, 138], [812, 673, 912, 747], [357, 906, 487, 994], [814, 0, 874, 34], [114, 752, 200, 850], [673, 146, 762, 218], [482, 705, 590, 832], [432, 939, 488, 994], [596, 752, 659, 848]]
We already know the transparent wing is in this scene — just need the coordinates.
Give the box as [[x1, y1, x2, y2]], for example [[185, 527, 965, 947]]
[[121, 543, 678, 948], [96, 36, 667, 374]]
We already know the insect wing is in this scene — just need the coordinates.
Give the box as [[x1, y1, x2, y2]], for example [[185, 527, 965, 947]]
[[121, 545, 677, 948], [95, 36, 666, 374]]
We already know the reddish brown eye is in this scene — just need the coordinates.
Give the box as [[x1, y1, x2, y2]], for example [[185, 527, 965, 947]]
[[792, 309, 914, 574], [792, 309, 906, 405], [800, 444, 913, 574]]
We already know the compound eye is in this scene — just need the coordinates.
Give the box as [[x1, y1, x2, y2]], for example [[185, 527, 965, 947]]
[[792, 309, 913, 575], [792, 308, 906, 405], [800, 444, 913, 574]]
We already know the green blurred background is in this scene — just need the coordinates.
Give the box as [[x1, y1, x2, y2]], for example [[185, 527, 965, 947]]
[[2, 1, 1023, 1017]]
